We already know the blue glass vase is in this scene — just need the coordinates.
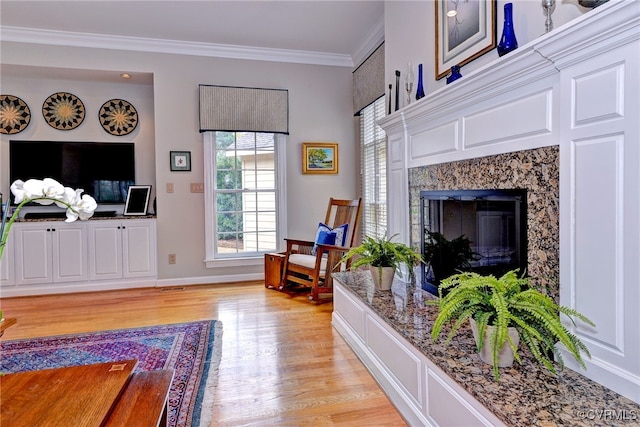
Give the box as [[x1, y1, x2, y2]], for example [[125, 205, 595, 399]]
[[497, 3, 518, 57], [446, 66, 462, 85], [415, 64, 425, 100]]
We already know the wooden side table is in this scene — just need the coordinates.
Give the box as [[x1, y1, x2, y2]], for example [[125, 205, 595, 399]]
[[264, 253, 286, 289]]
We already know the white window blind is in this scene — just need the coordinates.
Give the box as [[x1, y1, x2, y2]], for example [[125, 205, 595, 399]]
[[360, 96, 387, 239]]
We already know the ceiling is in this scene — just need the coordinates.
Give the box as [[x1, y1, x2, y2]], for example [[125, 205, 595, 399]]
[[0, 1, 385, 65]]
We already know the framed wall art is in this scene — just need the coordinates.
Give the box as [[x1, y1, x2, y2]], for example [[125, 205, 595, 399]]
[[124, 185, 152, 216], [170, 151, 191, 172], [302, 142, 338, 174], [435, 0, 496, 80]]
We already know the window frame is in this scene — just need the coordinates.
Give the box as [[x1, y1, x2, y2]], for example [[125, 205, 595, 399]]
[[203, 132, 287, 268]]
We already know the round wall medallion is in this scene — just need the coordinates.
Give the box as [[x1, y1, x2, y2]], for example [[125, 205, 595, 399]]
[[0, 95, 31, 134], [99, 98, 138, 136], [42, 92, 86, 130]]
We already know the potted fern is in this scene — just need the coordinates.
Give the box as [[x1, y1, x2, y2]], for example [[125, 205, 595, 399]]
[[341, 234, 423, 290], [430, 269, 594, 381]]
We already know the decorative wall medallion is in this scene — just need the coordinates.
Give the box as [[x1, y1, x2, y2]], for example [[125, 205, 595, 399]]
[[0, 95, 31, 134], [42, 92, 85, 130], [99, 98, 138, 136]]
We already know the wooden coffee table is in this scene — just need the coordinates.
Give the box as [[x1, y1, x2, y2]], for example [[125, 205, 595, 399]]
[[0, 359, 173, 427]]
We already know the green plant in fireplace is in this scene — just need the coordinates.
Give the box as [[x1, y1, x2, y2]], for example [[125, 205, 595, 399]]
[[423, 230, 477, 285]]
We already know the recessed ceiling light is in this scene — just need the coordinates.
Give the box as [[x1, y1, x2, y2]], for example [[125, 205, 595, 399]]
[[120, 73, 131, 79], [447, 10, 457, 17]]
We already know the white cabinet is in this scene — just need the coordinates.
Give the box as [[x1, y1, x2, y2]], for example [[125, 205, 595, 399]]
[[0, 218, 157, 296], [0, 234, 14, 286], [88, 219, 157, 280], [13, 222, 87, 285]]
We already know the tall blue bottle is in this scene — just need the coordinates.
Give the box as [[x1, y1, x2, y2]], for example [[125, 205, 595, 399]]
[[415, 64, 425, 100], [497, 3, 518, 57]]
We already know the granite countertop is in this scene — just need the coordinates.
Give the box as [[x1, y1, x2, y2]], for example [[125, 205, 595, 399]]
[[14, 215, 156, 222], [332, 271, 640, 427]]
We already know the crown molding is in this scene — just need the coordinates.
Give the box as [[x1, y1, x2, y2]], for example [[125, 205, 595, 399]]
[[351, 17, 385, 69], [0, 26, 355, 67]]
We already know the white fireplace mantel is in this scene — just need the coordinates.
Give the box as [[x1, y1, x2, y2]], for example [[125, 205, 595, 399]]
[[378, 0, 640, 404]]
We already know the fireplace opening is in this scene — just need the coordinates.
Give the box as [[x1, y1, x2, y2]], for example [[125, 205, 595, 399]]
[[420, 189, 528, 295]]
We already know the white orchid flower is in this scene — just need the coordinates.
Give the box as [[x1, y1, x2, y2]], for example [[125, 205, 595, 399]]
[[21, 178, 66, 205], [10, 180, 26, 204], [41, 178, 66, 203], [56, 187, 80, 208], [65, 190, 97, 222]]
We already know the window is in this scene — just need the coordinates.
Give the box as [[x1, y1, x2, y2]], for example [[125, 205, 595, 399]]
[[360, 96, 387, 239], [204, 131, 286, 265]]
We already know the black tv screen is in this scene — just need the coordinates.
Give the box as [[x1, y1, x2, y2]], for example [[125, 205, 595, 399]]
[[10, 140, 135, 204]]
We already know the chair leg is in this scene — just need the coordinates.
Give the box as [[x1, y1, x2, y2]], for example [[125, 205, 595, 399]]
[[309, 286, 319, 301]]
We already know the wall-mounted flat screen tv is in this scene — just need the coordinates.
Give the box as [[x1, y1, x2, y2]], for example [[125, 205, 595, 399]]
[[10, 140, 135, 204]]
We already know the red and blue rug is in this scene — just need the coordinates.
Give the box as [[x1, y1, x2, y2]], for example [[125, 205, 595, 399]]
[[0, 320, 222, 427]]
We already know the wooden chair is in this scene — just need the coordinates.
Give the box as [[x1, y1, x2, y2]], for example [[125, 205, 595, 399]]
[[280, 198, 362, 303]]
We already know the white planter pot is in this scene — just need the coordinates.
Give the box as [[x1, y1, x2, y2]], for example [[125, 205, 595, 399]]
[[469, 318, 520, 367], [369, 266, 395, 290]]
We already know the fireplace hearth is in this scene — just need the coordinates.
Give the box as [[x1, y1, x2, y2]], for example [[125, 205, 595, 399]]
[[420, 189, 527, 295]]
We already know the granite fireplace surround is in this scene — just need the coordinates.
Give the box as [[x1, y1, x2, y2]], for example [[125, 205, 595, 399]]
[[408, 145, 560, 302]]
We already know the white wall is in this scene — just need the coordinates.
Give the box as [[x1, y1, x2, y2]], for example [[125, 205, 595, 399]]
[[0, 42, 359, 282]]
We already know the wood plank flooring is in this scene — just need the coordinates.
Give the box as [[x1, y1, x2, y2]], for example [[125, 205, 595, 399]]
[[0, 283, 407, 426]]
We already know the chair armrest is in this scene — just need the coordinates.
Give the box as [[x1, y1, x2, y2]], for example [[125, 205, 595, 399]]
[[283, 238, 315, 256], [314, 244, 352, 271], [283, 238, 315, 247]]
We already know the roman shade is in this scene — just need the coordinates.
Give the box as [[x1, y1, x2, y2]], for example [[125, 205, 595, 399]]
[[199, 84, 289, 134], [353, 43, 385, 116]]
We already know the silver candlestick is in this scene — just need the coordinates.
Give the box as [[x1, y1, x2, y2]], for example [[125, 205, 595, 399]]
[[404, 62, 414, 106], [542, 0, 555, 33]]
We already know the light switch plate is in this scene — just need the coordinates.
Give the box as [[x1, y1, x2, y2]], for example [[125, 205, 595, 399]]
[[190, 183, 204, 193]]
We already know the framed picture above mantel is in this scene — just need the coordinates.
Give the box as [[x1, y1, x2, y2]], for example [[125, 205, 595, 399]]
[[435, 0, 496, 80]]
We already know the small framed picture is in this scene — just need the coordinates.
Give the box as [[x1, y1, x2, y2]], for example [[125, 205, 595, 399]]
[[170, 151, 191, 172], [124, 185, 152, 216], [302, 142, 338, 174]]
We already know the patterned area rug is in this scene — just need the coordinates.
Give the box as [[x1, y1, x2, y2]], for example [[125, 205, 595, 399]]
[[0, 321, 222, 427]]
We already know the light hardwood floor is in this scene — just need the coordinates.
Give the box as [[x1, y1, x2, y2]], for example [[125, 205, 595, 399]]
[[0, 283, 407, 426]]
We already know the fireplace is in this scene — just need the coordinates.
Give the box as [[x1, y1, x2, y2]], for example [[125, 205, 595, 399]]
[[407, 146, 559, 300], [419, 189, 527, 295]]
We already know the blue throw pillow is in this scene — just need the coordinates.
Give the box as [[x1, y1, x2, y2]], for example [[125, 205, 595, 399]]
[[311, 222, 349, 255]]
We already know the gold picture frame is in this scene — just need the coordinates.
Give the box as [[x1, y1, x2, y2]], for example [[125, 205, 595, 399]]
[[435, 0, 496, 80], [302, 142, 338, 174]]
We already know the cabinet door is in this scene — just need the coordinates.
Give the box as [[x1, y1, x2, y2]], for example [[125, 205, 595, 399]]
[[122, 220, 156, 278], [52, 224, 87, 282], [88, 222, 123, 280], [0, 234, 14, 286], [14, 225, 52, 285]]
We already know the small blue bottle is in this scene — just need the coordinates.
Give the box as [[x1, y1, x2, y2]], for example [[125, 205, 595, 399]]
[[446, 66, 462, 85], [497, 3, 518, 57], [415, 64, 425, 100]]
